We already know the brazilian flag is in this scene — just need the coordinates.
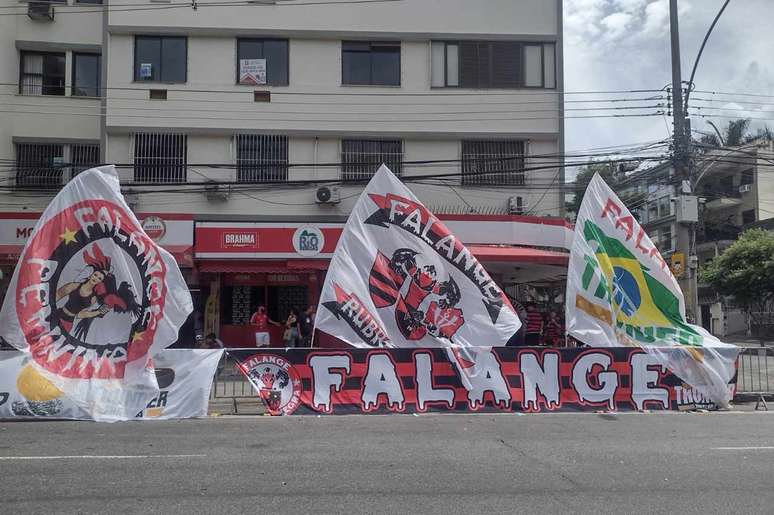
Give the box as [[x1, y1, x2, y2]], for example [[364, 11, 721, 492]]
[[583, 220, 700, 346]]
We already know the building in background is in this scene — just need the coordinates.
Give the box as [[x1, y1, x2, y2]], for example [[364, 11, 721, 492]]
[[619, 139, 774, 337], [0, 0, 566, 345]]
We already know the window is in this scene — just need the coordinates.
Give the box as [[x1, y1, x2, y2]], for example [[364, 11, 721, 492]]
[[71, 144, 100, 176], [742, 209, 756, 225], [235, 134, 288, 183], [14, 142, 99, 187], [72, 53, 100, 97], [16, 143, 64, 187], [19, 51, 65, 96], [431, 41, 555, 89], [461, 140, 525, 186], [658, 197, 671, 218], [741, 169, 754, 185], [134, 36, 187, 83], [134, 133, 187, 182], [341, 139, 402, 180], [342, 42, 400, 86], [236, 39, 288, 86], [660, 227, 673, 252]]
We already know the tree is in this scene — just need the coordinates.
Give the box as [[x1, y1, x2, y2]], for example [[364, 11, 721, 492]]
[[566, 162, 639, 217], [697, 118, 773, 148], [700, 229, 774, 339]]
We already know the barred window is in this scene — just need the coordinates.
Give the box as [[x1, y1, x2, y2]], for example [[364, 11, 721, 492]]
[[134, 133, 187, 183], [71, 144, 100, 176], [461, 140, 525, 186], [235, 134, 288, 183], [16, 143, 64, 187], [341, 139, 402, 181]]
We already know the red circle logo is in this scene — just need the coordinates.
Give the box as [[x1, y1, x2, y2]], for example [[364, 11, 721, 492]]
[[241, 353, 302, 415], [16, 200, 168, 380]]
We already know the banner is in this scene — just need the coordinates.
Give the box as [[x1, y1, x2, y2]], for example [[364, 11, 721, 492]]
[[566, 173, 739, 407], [239, 58, 267, 85], [316, 165, 521, 348], [0, 349, 222, 420], [0, 166, 193, 421], [230, 347, 736, 415]]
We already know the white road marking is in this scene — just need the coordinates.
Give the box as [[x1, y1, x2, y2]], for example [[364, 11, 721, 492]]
[[0, 454, 206, 461], [713, 447, 774, 451]]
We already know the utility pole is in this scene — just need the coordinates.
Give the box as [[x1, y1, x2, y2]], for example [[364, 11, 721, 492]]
[[669, 0, 699, 323]]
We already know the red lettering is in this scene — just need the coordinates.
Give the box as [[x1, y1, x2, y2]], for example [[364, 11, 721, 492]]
[[601, 198, 622, 220], [634, 228, 651, 255], [614, 216, 635, 241]]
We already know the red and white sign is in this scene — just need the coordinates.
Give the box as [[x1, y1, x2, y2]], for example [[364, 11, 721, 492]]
[[0, 213, 193, 267], [196, 223, 342, 259]]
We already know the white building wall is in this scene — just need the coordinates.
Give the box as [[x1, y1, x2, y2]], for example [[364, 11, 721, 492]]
[[1, 0, 564, 221]]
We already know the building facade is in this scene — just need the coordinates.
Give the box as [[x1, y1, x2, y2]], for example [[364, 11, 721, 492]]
[[0, 0, 566, 345]]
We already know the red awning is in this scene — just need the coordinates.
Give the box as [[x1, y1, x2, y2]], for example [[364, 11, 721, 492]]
[[198, 260, 322, 274], [468, 245, 569, 265]]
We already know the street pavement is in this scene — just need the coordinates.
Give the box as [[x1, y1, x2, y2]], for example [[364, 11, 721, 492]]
[[1, 412, 773, 514]]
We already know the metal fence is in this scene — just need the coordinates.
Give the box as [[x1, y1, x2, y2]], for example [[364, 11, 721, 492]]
[[735, 346, 774, 398]]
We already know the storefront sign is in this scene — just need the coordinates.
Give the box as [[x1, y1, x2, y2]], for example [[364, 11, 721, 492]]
[[292, 226, 325, 257], [230, 347, 737, 415], [0, 213, 193, 267], [141, 216, 167, 241], [223, 231, 259, 249]]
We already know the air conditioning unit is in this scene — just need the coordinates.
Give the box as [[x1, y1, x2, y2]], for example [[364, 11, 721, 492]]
[[205, 182, 230, 202], [28, 1, 54, 21], [739, 184, 752, 194], [315, 186, 340, 204], [508, 196, 523, 215]]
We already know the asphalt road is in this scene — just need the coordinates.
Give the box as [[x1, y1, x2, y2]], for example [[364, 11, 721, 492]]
[[0, 412, 773, 514]]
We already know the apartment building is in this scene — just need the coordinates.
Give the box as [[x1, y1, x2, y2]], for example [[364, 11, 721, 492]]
[[621, 140, 774, 337], [0, 0, 567, 344]]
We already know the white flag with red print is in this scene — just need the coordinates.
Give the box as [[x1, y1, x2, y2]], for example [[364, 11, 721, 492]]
[[0, 166, 193, 422], [315, 165, 521, 348]]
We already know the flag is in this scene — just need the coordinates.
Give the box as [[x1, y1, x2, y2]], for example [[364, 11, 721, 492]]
[[0, 166, 193, 421], [315, 165, 521, 349], [566, 173, 739, 407]]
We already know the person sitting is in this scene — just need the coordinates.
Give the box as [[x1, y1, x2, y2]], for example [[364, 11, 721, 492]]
[[249, 306, 280, 347]]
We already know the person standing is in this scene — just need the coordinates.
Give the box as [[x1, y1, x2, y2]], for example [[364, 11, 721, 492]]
[[525, 303, 544, 346], [250, 306, 279, 347], [545, 310, 562, 347], [282, 308, 301, 347], [299, 305, 316, 347]]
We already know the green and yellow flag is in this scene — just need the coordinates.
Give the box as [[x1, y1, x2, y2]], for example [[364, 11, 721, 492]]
[[566, 174, 738, 407]]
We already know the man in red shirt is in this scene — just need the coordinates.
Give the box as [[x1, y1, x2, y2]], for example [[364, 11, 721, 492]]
[[249, 306, 280, 347], [525, 303, 544, 346]]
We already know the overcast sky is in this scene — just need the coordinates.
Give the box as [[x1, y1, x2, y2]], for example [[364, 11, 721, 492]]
[[564, 0, 774, 155]]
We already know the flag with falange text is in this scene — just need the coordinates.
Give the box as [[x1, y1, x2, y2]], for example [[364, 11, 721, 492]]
[[315, 165, 522, 350], [565, 173, 739, 407], [0, 166, 193, 422]]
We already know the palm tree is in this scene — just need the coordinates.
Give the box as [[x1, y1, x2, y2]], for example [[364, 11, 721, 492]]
[[697, 118, 773, 147]]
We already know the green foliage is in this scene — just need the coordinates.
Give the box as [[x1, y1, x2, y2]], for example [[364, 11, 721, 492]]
[[700, 229, 774, 314], [567, 163, 618, 216]]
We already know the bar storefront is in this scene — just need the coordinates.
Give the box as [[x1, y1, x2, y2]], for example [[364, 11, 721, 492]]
[[194, 216, 572, 347]]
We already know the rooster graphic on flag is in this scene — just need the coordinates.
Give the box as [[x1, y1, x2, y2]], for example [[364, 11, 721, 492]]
[[566, 173, 739, 407], [315, 165, 521, 350]]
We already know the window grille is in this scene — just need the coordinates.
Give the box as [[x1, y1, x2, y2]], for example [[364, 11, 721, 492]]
[[235, 134, 288, 183], [71, 144, 100, 177], [341, 139, 402, 181], [461, 140, 525, 186], [134, 133, 187, 183], [15, 143, 64, 187]]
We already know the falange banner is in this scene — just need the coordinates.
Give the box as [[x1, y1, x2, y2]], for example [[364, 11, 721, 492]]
[[0, 166, 193, 422], [315, 165, 522, 349]]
